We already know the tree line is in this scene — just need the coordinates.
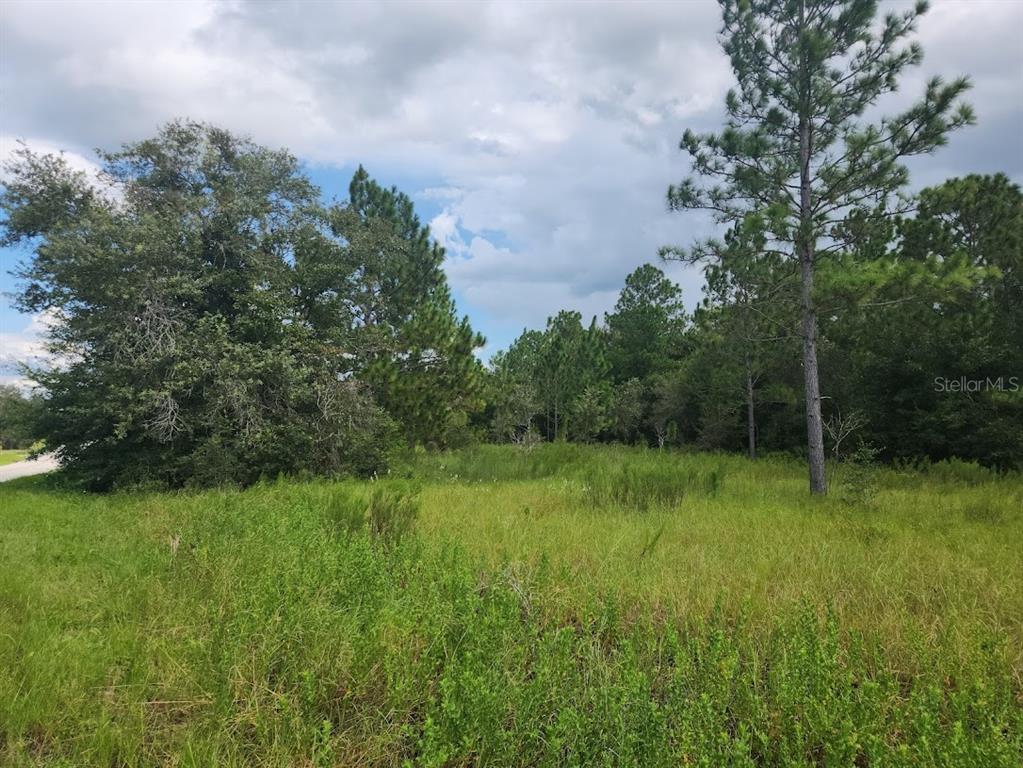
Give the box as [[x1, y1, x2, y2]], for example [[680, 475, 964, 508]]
[[485, 0, 1019, 486], [1, 0, 1019, 490], [483, 170, 1022, 470]]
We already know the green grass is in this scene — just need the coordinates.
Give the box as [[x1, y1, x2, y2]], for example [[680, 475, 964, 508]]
[[0, 449, 28, 466], [1, 445, 1021, 766]]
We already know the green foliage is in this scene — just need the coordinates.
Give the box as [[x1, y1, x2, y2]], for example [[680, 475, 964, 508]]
[[822, 174, 1023, 469], [492, 311, 608, 442], [407, 441, 592, 483], [367, 482, 421, 547], [605, 264, 688, 382], [664, 0, 974, 492], [324, 168, 486, 448], [486, 171, 1019, 470], [1, 122, 482, 488], [0, 385, 42, 450], [667, 0, 973, 235], [585, 462, 724, 511], [2, 446, 1021, 765], [568, 383, 612, 442], [324, 481, 421, 548], [609, 377, 647, 443], [836, 444, 881, 508], [492, 267, 692, 448]]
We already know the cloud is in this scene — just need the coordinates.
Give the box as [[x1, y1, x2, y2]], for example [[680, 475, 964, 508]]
[[1, 0, 1020, 358], [0, 135, 107, 186], [0, 311, 56, 385]]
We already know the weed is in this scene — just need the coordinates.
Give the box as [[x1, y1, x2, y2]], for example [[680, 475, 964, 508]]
[[367, 482, 420, 547], [324, 486, 367, 537], [0, 446, 1020, 766], [838, 444, 881, 508], [639, 523, 666, 559]]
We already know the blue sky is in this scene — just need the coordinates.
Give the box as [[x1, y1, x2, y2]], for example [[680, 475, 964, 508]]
[[2, 0, 1022, 385], [0, 155, 634, 368], [0, 160, 623, 365]]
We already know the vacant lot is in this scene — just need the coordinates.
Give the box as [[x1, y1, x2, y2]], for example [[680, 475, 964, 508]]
[[1, 445, 1020, 766]]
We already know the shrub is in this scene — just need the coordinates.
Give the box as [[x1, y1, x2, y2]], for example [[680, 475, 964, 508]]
[[837, 444, 881, 508]]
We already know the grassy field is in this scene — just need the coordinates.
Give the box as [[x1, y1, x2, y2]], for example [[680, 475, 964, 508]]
[[1, 445, 1020, 766], [0, 449, 28, 466]]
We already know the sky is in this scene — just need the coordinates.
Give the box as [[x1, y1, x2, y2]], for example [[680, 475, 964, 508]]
[[2, 0, 1021, 386]]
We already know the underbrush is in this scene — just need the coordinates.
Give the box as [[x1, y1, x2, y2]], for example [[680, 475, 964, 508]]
[[891, 456, 1014, 486], [1, 448, 1021, 766], [404, 441, 594, 483], [584, 462, 725, 510], [323, 480, 421, 546], [411, 444, 735, 511]]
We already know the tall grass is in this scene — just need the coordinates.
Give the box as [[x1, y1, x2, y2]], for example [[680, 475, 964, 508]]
[[1, 446, 1020, 766]]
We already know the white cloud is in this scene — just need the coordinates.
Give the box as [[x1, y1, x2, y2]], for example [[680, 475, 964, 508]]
[[429, 210, 467, 256], [0, 0, 1020, 360], [0, 311, 56, 380], [0, 135, 104, 181]]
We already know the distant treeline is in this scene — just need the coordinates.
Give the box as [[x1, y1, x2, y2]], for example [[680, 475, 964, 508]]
[[5, 0, 1020, 490], [1, 121, 1019, 487], [484, 173, 1022, 469]]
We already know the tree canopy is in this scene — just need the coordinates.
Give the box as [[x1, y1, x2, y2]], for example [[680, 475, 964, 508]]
[[485, 172, 1020, 471], [1, 121, 484, 488]]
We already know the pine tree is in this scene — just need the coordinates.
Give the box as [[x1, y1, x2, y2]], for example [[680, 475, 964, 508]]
[[605, 264, 688, 382], [701, 225, 795, 460], [315, 167, 486, 447], [665, 0, 972, 493]]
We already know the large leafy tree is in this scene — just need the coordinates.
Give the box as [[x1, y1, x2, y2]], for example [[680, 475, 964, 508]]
[[1, 122, 480, 487], [2, 122, 339, 488], [665, 0, 972, 493]]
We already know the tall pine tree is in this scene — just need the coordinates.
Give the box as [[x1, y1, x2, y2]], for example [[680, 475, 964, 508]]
[[311, 167, 486, 447], [605, 264, 688, 382], [665, 0, 972, 493]]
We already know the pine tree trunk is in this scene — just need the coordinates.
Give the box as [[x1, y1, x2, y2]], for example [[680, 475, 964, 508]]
[[798, 111, 828, 495], [745, 353, 757, 460]]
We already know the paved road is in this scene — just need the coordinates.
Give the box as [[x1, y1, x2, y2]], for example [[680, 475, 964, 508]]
[[0, 454, 60, 482]]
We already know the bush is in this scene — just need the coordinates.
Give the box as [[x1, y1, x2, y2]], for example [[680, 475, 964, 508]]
[[837, 444, 881, 508]]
